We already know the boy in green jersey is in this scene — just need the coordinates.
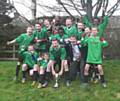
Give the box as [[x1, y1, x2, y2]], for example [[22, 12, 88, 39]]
[[49, 27, 69, 45], [46, 39, 70, 88], [7, 26, 35, 80], [58, 27, 69, 45], [82, 27, 108, 88], [63, 18, 77, 38], [77, 22, 85, 40], [34, 23, 47, 52], [31, 52, 49, 88], [21, 45, 38, 83], [37, 53, 49, 88]]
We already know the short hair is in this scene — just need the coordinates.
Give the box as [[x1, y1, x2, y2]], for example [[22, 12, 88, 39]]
[[70, 34, 77, 38], [52, 38, 58, 42], [66, 17, 73, 21], [35, 23, 42, 26], [92, 26, 98, 30], [58, 26, 64, 31], [93, 17, 100, 22], [91, 27, 99, 31]]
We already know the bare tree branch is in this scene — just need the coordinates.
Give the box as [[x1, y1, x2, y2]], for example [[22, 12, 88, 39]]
[[102, 0, 108, 17], [31, 0, 36, 19], [104, 0, 109, 13], [37, 3, 54, 15], [94, 0, 102, 17], [69, 0, 82, 16], [12, 6, 32, 24], [107, 0, 120, 17], [86, 0, 92, 21], [92, 0, 99, 9], [81, 0, 86, 10], [56, 0, 74, 18]]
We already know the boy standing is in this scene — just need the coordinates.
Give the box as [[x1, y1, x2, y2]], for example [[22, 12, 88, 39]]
[[7, 26, 35, 80], [82, 27, 108, 88]]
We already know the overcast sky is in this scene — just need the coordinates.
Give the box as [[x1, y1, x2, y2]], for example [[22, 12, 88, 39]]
[[12, 0, 120, 19]]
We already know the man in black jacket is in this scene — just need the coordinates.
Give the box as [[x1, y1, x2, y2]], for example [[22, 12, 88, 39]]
[[66, 35, 81, 81]]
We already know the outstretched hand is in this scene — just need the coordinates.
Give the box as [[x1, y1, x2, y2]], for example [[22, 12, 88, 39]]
[[7, 41, 10, 45]]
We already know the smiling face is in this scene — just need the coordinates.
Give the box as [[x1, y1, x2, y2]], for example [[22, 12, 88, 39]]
[[44, 19, 50, 28], [70, 36, 77, 45], [91, 27, 98, 36], [26, 27, 33, 35], [66, 18, 72, 27], [35, 24, 42, 31], [85, 27, 91, 34], [52, 40, 59, 48], [77, 22, 84, 30]]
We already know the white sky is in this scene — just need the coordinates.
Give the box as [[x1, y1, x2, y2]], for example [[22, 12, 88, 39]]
[[11, 0, 120, 19]]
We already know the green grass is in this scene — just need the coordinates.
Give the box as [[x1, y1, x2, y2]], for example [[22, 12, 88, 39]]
[[0, 60, 120, 101]]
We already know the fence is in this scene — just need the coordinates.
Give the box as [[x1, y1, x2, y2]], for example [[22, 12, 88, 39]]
[[0, 44, 18, 60]]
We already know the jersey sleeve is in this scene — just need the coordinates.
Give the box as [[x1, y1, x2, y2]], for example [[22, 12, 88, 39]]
[[73, 25, 78, 35], [49, 47, 55, 60], [81, 36, 89, 45], [41, 60, 47, 68], [60, 48, 66, 60], [83, 15, 92, 28], [101, 40, 109, 47], [15, 34, 24, 43], [98, 16, 109, 37], [19, 49, 27, 59]]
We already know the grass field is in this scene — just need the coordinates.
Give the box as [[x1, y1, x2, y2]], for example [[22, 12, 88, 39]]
[[0, 60, 120, 101]]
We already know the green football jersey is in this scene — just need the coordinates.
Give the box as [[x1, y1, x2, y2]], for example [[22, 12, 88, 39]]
[[49, 45, 67, 61], [22, 51, 38, 68], [38, 59, 48, 69], [77, 30, 84, 40], [49, 34, 61, 41], [15, 33, 35, 53], [34, 30, 47, 50], [63, 25, 77, 37], [81, 36, 108, 64]]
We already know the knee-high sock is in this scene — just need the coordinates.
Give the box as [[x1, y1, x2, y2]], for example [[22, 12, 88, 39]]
[[39, 74, 45, 84], [100, 75, 105, 83], [45, 72, 51, 82], [64, 71, 70, 81], [15, 65, 20, 77], [84, 75, 89, 83], [94, 68, 99, 79], [33, 71, 38, 81], [22, 71, 26, 79]]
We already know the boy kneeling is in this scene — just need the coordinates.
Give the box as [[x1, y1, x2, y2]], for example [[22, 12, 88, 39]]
[[21, 45, 38, 83]]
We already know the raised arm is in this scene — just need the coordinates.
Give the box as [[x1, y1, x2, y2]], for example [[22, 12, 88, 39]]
[[98, 15, 109, 37], [83, 15, 92, 28]]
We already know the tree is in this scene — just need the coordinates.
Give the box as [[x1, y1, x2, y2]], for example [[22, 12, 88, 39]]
[[31, 0, 37, 19], [0, 0, 32, 26], [12, 0, 120, 21], [0, 0, 13, 25], [56, 0, 120, 21]]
